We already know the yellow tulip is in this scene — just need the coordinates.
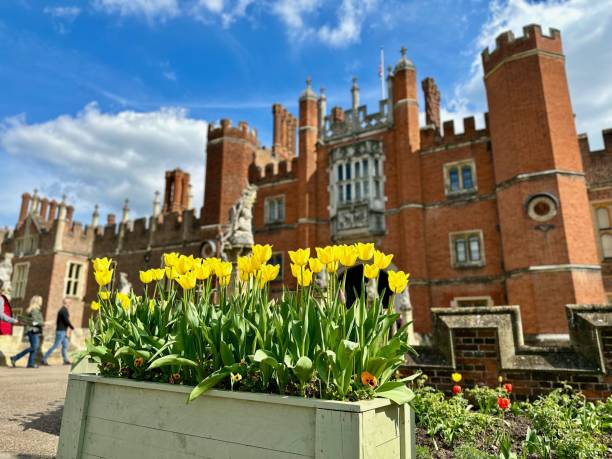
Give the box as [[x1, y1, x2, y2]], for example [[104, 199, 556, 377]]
[[94, 269, 113, 287], [257, 264, 280, 287], [332, 245, 345, 262], [148, 299, 155, 313], [326, 261, 339, 273], [150, 268, 165, 281], [373, 251, 394, 270], [163, 252, 179, 267], [290, 263, 301, 278], [90, 300, 100, 311], [238, 256, 254, 275], [252, 244, 272, 265], [92, 257, 112, 273], [176, 255, 195, 275], [176, 271, 197, 290], [216, 261, 233, 278], [288, 248, 310, 266], [363, 264, 380, 279], [165, 266, 179, 280], [139, 270, 153, 284], [315, 246, 334, 264], [99, 291, 110, 300], [218, 275, 231, 287], [194, 264, 211, 281], [308, 258, 324, 273], [452, 372, 462, 383], [355, 242, 375, 261], [116, 292, 130, 311], [296, 268, 313, 287], [388, 270, 409, 294], [339, 245, 358, 267]]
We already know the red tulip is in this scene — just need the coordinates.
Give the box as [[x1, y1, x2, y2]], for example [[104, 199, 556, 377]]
[[497, 397, 510, 410], [504, 383, 513, 394], [452, 385, 461, 395]]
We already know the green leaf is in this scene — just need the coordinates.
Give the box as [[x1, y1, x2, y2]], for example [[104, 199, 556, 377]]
[[253, 349, 279, 369], [375, 381, 415, 405], [293, 356, 314, 385], [148, 355, 197, 370], [188, 371, 229, 402], [220, 341, 235, 367]]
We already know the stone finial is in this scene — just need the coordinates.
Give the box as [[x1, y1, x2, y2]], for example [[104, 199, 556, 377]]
[[300, 76, 316, 99], [188, 184, 194, 210], [121, 199, 129, 223], [395, 46, 415, 72], [91, 204, 100, 227], [153, 191, 161, 217]]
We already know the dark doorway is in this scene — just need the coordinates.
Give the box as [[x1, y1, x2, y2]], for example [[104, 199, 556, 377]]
[[344, 265, 391, 309]]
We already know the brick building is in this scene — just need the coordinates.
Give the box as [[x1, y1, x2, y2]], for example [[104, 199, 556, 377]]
[[2, 24, 612, 343]]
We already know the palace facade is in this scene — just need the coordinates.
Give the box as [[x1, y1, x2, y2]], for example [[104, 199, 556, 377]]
[[2, 24, 612, 340]]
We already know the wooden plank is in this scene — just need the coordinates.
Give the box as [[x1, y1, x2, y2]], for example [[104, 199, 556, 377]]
[[315, 408, 361, 459], [69, 374, 391, 413], [399, 404, 416, 459], [82, 417, 309, 459], [374, 436, 401, 458], [86, 383, 316, 457], [57, 378, 92, 459], [363, 405, 399, 447]]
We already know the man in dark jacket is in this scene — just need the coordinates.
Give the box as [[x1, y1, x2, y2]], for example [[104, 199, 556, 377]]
[[41, 298, 74, 365]]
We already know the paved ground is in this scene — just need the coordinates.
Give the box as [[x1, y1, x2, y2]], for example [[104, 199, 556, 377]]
[[0, 365, 70, 459]]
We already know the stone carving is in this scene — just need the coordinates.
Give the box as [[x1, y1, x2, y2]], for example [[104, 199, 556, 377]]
[[219, 184, 257, 260], [337, 207, 369, 230], [323, 100, 391, 141], [118, 272, 132, 295], [0, 253, 14, 299]]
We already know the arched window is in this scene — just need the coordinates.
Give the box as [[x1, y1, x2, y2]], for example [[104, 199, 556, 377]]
[[597, 208, 610, 229], [602, 234, 612, 258]]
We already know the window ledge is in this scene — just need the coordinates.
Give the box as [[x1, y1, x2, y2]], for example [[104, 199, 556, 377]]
[[445, 188, 478, 198], [453, 262, 485, 269]]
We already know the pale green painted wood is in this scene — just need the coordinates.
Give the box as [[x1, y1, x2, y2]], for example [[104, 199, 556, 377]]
[[57, 378, 92, 459], [82, 417, 308, 459], [58, 374, 416, 459], [399, 402, 416, 459], [315, 408, 361, 459], [86, 382, 316, 456]]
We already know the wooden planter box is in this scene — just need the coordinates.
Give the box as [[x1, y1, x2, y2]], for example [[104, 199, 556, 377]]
[[58, 374, 415, 459]]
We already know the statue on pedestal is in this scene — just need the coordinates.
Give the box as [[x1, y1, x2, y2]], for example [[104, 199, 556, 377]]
[[0, 253, 14, 300]]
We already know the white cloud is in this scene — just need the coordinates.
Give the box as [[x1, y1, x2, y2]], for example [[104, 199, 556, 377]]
[[43, 6, 81, 34], [317, 0, 378, 48], [448, 0, 612, 148], [0, 103, 206, 226], [92, 0, 181, 22]]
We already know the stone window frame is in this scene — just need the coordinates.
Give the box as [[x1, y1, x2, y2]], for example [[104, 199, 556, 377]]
[[64, 261, 85, 299], [526, 193, 558, 222], [264, 195, 285, 225], [12, 262, 30, 299], [451, 296, 493, 307], [592, 203, 612, 259], [443, 159, 477, 196], [449, 230, 486, 268], [269, 252, 284, 282]]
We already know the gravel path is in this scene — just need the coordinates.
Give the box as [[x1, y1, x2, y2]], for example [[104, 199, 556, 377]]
[[0, 365, 70, 459]]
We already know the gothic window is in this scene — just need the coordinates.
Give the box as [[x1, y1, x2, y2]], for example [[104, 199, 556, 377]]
[[65, 262, 83, 297], [335, 157, 380, 205], [12, 263, 29, 299], [597, 207, 610, 229], [264, 196, 285, 225], [444, 160, 477, 196], [602, 234, 612, 259], [450, 231, 485, 268]]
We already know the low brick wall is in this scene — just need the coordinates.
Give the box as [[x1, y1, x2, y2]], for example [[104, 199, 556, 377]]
[[402, 305, 612, 400]]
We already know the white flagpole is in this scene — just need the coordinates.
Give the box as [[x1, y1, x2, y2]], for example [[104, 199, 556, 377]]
[[379, 47, 385, 100]]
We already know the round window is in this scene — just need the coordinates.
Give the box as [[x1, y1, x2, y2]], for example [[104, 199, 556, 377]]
[[526, 194, 558, 222]]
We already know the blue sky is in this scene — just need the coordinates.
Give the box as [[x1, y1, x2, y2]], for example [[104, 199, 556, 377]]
[[1, 0, 611, 228]]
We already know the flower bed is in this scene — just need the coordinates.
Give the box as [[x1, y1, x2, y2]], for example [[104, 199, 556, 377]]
[[411, 374, 612, 459], [61, 244, 418, 457]]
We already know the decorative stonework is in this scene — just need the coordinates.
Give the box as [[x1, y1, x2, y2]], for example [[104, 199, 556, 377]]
[[321, 100, 392, 141], [0, 252, 14, 299]]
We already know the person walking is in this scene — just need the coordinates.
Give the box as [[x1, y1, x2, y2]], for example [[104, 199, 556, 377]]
[[0, 279, 21, 335], [10, 295, 44, 368], [42, 298, 74, 365]]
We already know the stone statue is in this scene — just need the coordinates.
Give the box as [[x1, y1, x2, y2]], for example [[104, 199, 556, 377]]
[[118, 272, 132, 295], [0, 253, 14, 299], [219, 184, 257, 260]]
